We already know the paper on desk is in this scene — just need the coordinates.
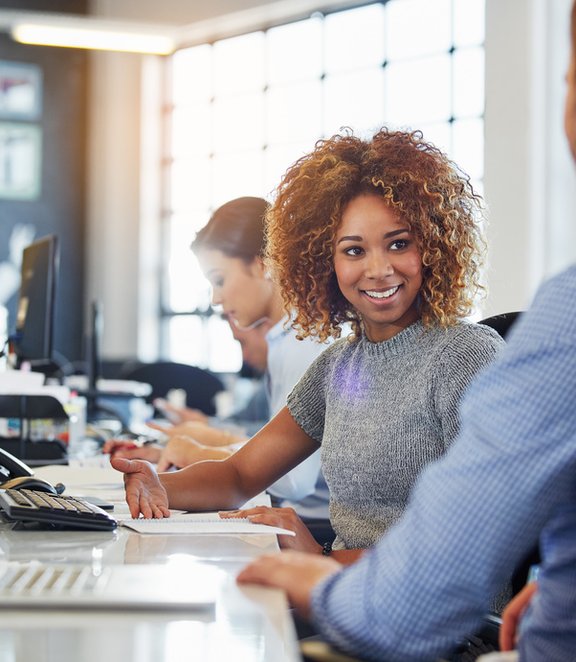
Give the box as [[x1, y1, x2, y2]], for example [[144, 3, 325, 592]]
[[118, 511, 296, 537]]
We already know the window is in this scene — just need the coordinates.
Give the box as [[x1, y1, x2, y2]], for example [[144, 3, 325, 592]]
[[162, 0, 485, 372]]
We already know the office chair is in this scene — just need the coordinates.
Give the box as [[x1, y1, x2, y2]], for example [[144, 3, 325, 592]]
[[478, 311, 522, 340], [119, 361, 225, 416]]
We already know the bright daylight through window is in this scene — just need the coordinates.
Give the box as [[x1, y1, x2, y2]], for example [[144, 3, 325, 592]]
[[162, 0, 485, 372]]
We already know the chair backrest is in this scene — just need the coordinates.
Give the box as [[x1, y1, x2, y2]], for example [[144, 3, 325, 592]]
[[119, 361, 225, 416], [478, 311, 523, 340]]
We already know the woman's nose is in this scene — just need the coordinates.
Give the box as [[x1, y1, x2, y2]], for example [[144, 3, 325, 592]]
[[211, 289, 222, 306], [366, 252, 394, 278]]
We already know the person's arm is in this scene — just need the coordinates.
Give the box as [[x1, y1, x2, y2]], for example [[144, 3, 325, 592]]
[[156, 436, 232, 471], [112, 406, 319, 516], [147, 420, 242, 447]]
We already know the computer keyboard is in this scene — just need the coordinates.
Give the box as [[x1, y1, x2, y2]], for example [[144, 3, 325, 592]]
[[0, 489, 117, 531]]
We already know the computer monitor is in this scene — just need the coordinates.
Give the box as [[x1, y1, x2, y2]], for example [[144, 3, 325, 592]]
[[13, 235, 59, 369]]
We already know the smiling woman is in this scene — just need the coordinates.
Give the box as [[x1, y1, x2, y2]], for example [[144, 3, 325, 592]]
[[111, 129, 505, 579]]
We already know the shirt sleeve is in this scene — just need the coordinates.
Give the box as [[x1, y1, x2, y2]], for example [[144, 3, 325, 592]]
[[266, 344, 335, 501], [310, 271, 576, 662]]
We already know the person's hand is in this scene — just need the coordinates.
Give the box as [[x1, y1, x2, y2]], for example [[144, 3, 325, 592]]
[[500, 581, 538, 651], [109, 455, 170, 519], [237, 550, 342, 618], [102, 439, 163, 464], [153, 398, 209, 424], [156, 435, 233, 471], [220, 506, 322, 553], [147, 420, 243, 447]]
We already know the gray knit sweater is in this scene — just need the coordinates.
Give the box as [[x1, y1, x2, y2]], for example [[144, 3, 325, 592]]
[[287, 320, 505, 550]]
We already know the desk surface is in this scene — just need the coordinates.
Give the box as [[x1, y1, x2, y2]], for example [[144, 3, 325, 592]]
[[0, 463, 302, 662]]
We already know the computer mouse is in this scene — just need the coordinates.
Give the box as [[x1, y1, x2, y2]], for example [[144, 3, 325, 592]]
[[0, 475, 59, 495]]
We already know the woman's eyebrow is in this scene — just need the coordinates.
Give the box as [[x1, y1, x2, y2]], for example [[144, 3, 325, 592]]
[[383, 228, 410, 239], [336, 235, 362, 245], [336, 228, 410, 245]]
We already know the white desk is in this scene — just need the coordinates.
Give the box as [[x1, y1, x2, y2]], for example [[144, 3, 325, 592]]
[[0, 463, 302, 662]]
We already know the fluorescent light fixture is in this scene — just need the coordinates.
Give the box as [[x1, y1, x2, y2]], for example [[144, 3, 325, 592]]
[[10, 20, 175, 55]]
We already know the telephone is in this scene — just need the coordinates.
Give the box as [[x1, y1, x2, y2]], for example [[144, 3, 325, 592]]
[[0, 447, 60, 494]]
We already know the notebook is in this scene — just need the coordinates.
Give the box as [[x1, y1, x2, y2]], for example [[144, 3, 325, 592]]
[[0, 560, 220, 611]]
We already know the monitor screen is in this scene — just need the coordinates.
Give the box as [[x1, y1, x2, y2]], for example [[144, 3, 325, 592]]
[[13, 235, 59, 368]]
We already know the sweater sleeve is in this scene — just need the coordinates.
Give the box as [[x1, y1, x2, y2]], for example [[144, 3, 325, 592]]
[[432, 324, 505, 448], [286, 340, 342, 443]]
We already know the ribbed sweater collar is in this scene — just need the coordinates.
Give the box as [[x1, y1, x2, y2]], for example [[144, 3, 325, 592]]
[[358, 320, 431, 358]]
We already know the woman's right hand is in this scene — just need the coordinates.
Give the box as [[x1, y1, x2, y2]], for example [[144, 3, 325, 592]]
[[153, 398, 209, 424], [147, 420, 242, 447], [109, 455, 170, 519]]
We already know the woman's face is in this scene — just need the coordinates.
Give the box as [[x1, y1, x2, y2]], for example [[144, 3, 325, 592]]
[[333, 193, 423, 343], [198, 249, 274, 329]]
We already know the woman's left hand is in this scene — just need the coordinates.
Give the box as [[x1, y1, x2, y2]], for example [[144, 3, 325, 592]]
[[220, 506, 322, 553]]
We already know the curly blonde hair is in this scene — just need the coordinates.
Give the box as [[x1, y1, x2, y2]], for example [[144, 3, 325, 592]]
[[266, 128, 486, 342]]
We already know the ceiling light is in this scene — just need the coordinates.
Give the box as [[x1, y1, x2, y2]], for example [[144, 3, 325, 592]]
[[12, 24, 174, 55]]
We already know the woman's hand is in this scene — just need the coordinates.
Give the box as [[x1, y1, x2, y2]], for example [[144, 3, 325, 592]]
[[237, 550, 342, 618], [102, 439, 163, 463], [109, 455, 170, 519], [220, 506, 322, 554], [500, 581, 538, 651], [147, 420, 242, 447], [156, 436, 233, 471], [153, 398, 209, 424]]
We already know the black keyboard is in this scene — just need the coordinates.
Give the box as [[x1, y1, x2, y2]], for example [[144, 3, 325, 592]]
[[0, 489, 117, 531]]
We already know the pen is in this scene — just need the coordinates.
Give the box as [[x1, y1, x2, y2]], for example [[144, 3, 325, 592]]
[[112, 435, 160, 451]]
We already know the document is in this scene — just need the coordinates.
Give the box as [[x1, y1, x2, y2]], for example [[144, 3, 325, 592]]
[[118, 511, 295, 536]]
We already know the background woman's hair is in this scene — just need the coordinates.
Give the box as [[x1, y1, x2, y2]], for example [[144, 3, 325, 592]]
[[191, 196, 269, 263], [266, 128, 486, 342]]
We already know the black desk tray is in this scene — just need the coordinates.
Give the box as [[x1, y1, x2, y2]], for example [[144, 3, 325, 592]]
[[0, 395, 69, 465], [0, 438, 68, 465]]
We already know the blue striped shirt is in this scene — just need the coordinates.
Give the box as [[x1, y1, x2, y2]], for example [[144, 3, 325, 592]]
[[311, 266, 576, 662]]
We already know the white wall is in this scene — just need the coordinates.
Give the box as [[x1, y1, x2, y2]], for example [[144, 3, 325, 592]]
[[483, 0, 576, 317], [86, 0, 576, 358]]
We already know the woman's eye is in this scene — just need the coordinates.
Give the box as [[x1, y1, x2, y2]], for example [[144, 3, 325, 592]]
[[212, 277, 224, 288], [344, 246, 364, 257], [390, 239, 409, 251]]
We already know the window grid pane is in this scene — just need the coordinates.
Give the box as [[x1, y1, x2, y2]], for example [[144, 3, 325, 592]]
[[161, 1, 485, 371]]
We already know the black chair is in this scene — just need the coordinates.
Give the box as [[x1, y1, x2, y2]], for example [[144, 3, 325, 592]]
[[478, 311, 522, 340], [118, 361, 225, 417]]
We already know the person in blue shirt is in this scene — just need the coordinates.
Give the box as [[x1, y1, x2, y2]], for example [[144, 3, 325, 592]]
[[235, 5, 576, 660]]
